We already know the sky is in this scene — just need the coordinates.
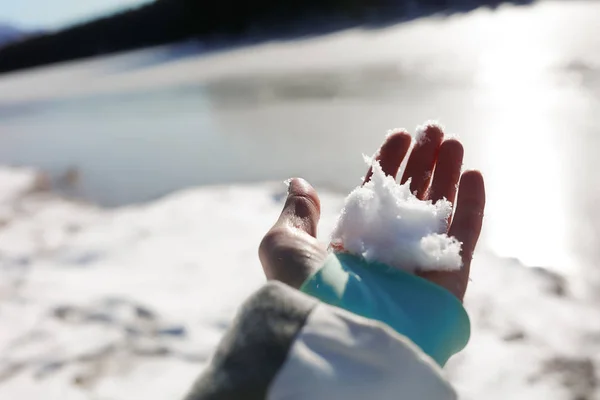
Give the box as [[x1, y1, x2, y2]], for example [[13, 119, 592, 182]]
[[0, 0, 153, 30]]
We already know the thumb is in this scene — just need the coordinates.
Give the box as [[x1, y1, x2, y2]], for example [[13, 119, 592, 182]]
[[276, 178, 321, 237], [259, 178, 325, 288]]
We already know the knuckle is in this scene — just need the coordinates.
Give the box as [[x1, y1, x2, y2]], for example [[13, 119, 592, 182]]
[[286, 194, 319, 220], [259, 227, 289, 258]]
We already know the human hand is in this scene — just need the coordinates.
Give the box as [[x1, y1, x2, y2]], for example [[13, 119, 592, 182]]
[[259, 125, 485, 301]]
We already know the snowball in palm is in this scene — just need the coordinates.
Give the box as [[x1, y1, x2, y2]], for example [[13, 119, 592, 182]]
[[330, 157, 462, 272]]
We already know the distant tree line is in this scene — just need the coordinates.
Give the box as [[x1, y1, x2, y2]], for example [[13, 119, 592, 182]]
[[0, 0, 531, 74]]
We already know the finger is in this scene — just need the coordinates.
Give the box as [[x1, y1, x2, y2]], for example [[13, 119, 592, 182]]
[[450, 170, 485, 263], [259, 178, 326, 288], [418, 171, 485, 301], [427, 139, 464, 223], [401, 124, 444, 199], [276, 178, 321, 237], [364, 131, 412, 184]]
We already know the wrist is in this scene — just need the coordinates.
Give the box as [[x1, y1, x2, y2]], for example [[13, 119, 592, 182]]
[[300, 252, 470, 366]]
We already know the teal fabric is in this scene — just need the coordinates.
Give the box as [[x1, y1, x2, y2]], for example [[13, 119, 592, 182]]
[[300, 253, 470, 366]]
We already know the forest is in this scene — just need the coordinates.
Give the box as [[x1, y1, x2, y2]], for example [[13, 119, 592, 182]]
[[0, 0, 531, 74]]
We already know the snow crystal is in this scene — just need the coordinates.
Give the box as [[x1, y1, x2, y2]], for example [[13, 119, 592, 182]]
[[330, 157, 462, 272], [415, 120, 444, 144], [385, 127, 407, 137]]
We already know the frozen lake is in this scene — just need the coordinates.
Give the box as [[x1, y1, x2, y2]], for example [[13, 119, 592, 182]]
[[0, 0, 599, 272]]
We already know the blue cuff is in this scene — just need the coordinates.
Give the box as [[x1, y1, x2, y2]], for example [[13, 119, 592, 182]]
[[300, 253, 470, 366]]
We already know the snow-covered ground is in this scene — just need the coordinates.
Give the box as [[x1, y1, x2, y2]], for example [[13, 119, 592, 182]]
[[0, 166, 599, 400]]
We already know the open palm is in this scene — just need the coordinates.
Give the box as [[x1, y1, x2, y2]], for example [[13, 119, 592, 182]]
[[259, 125, 485, 301]]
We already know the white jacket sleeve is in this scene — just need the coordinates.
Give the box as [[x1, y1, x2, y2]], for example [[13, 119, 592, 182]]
[[185, 282, 457, 400]]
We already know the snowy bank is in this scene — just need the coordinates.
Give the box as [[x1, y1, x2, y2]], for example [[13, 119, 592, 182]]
[[0, 166, 599, 400]]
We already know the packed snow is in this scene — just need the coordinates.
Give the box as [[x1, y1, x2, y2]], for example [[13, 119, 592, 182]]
[[0, 166, 599, 400], [330, 157, 461, 272]]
